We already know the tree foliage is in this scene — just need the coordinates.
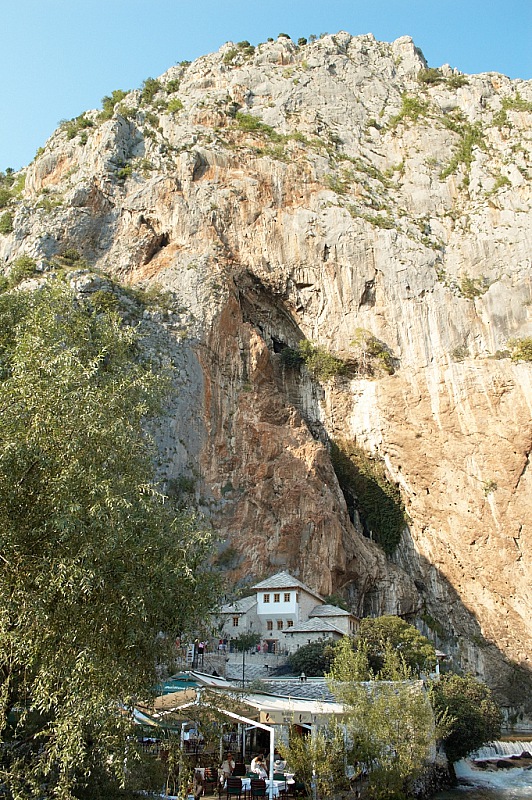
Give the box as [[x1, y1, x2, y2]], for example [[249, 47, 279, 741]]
[[0, 280, 220, 798], [231, 631, 261, 652], [288, 639, 338, 677], [279, 723, 350, 799], [328, 638, 434, 799], [429, 673, 502, 763], [357, 615, 436, 676]]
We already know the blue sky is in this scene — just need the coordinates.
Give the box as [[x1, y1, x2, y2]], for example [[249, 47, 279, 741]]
[[1, 0, 531, 172]]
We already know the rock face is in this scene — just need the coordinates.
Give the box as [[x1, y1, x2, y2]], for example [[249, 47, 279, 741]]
[[2, 32, 532, 713]]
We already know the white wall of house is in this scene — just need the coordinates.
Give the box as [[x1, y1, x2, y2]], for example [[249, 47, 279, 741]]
[[321, 616, 358, 636], [257, 589, 298, 616]]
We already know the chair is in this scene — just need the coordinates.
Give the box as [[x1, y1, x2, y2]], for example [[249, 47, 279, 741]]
[[226, 777, 244, 800], [286, 778, 306, 798], [203, 767, 218, 795], [233, 762, 247, 777], [250, 779, 266, 798]]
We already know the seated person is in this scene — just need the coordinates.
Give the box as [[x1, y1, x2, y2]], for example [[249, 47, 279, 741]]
[[250, 755, 268, 780], [273, 750, 286, 772], [220, 753, 235, 785]]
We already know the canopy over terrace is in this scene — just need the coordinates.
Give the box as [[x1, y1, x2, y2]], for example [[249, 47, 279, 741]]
[[236, 692, 345, 727], [135, 678, 346, 799], [139, 689, 276, 800]]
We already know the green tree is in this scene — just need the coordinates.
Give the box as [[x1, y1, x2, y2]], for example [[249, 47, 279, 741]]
[[357, 615, 436, 675], [288, 639, 338, 677], [231, 631, 261, 652], [328, 638, 434, 799], [0, 280, 220, 798], [429, 673, 502, 763], [279, 723, 349, 799]]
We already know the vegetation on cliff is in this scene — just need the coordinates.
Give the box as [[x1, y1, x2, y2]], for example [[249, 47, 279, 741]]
[[0, 280, 220, 798], [330, 440, 406, 555]]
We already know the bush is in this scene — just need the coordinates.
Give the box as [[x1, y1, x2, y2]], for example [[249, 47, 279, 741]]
[[447, 74, 469, 89], [116, 164, 133, 181], [389, 94, 429, 127], [99, 90, 128, 121], [502, 92, 532, 113], [140, 77, 162, 104], [362, 213, 395, 231], [298, 339, 348, 380], [8, 255, 37, 286], [440, 123, 485, 179], [418, 67, 445, 85], [36, 194, 62, 213], [0, 212, 14, 234], [0, 168, 15, 189], [326, 172, 350, 194], [90, 290, 120, 313], [350, 328, 395, 375], [451, 344, 469, 362], [223, 48, 238, 65], [237, 40, 255, 57], [167, 97, 183, 114], [62, 113, 94, 141], [0, 188, 12, 208], [459, 274, 487, 299], [165, 78, 180, 94], [235, 112, 282, 141], [508, 337, 532, 362], [483, 480, 497, 496], [279, 346, 304, 368], [59, 248, 83, 266]]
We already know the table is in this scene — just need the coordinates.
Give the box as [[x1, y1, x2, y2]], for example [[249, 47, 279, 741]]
[[240, 777, 292, 797]]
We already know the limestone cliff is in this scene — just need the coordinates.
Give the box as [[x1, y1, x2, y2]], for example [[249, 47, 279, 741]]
[[2, 32, 531, 715]]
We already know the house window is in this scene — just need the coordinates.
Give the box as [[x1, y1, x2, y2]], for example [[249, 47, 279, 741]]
[[274, 593, 280, 603], [277, 620, 283, 630], [284, 592, 290, 602], [263, 593, 270, 603], [287, 620, 294, 628], [296, 592, 299, 603], [232, 616, 239, 627], [267, 620, 273, 631]]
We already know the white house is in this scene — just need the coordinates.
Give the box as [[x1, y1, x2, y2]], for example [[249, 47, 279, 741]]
[[219, 571, 358, 654]]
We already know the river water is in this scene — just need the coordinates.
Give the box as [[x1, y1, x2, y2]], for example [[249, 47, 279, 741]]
[[434, 740, 532, 800]]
